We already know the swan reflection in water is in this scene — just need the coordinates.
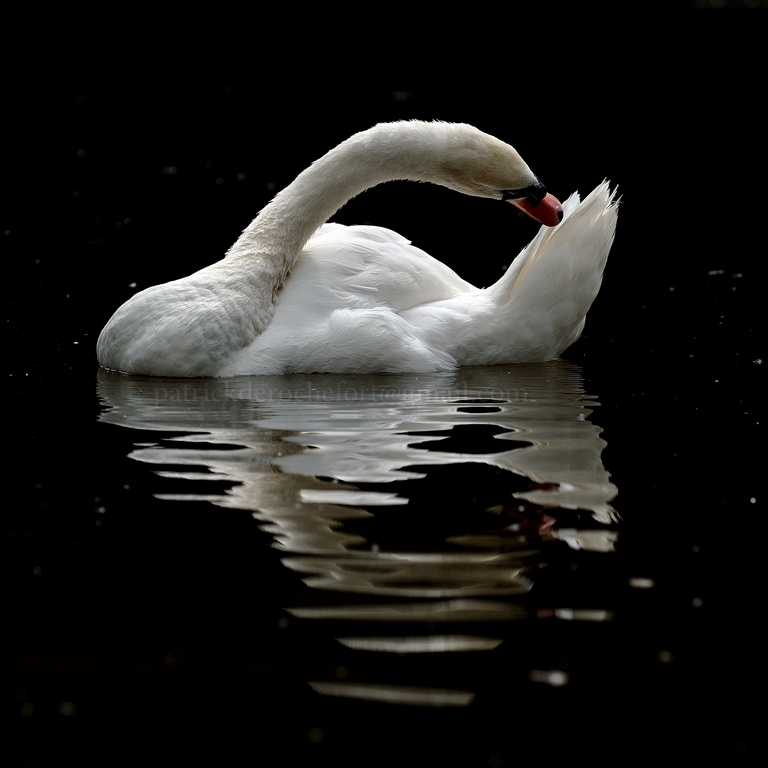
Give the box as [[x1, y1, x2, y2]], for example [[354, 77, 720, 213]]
[[97, 361, 618, 706]]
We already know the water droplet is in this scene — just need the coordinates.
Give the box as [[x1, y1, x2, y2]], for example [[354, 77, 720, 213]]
[[529, 669, 568, 687]]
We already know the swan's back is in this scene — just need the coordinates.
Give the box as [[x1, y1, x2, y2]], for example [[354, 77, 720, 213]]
[[299, 224, 477, 311]]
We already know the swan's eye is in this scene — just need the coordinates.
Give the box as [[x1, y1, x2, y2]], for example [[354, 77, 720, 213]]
[[527, 181, 547, 202]]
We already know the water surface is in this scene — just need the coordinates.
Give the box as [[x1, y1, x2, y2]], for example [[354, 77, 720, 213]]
[[97, 362, 619, 708]]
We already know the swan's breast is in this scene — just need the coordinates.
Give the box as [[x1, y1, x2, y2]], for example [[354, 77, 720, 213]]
[[97, 274, 257, 377]]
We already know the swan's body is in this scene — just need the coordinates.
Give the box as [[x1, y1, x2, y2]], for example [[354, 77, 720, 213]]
[[97, 122, 617, 377]]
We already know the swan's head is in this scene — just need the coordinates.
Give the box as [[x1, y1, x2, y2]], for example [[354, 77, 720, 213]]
[[435, 123, 563, 227]]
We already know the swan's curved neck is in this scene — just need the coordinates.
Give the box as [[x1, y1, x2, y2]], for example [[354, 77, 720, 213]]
[[226, 123, 449, 268]]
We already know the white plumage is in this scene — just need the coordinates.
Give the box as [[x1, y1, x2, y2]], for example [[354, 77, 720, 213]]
[[97, 122, 618, 377]]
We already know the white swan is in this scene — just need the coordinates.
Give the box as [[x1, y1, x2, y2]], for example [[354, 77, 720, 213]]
[[97, 121, 618, 377]]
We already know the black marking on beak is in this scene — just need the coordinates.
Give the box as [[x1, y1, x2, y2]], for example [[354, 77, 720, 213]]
[[501, 179, 547, 207]]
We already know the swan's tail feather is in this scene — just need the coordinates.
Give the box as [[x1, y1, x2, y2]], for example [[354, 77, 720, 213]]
[[489, 181, 619, 359]]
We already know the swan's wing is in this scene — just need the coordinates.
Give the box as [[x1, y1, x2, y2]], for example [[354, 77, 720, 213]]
[[223, 224, 470, 375], [301, 224, 478, 312]]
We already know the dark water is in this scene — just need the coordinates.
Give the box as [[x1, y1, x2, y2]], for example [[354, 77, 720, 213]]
[[9, 330, 764, 767], [6, 7, 767, 767]]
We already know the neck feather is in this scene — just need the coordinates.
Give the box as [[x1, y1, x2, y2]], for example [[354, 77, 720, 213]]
[[226, 122, 457, 267]]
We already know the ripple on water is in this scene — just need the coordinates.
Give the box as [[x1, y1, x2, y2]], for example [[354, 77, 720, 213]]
[[97, 362, 618, 706]]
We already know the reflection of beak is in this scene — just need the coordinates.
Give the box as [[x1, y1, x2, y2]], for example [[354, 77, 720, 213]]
[[507, 192, 564, 227]]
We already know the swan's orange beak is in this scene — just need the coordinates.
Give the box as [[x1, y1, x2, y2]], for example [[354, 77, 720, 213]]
[[507, 193, 563, 227]]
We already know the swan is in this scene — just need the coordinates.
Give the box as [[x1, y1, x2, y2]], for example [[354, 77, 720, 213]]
[[97, 121, 618, 377]]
